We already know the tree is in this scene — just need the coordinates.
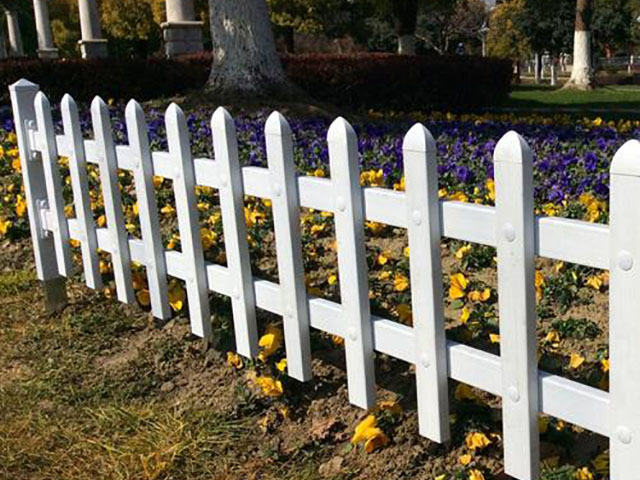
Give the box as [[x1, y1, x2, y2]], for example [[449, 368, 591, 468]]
[[101, 0, 161, 58], [563, 0, 595, 89], [417, 0, 487, 54], [592, 0, 632, 57], [487, 0, 530, 78], [207, 0, 292, 98]]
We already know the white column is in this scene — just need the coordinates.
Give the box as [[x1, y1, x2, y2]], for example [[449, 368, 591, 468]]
[[162, 0, 204, 58], [5, 10, 24, 57], [33, 0, 58, 59], [0, 21, 7, 59], [77, 0, 107, 59]]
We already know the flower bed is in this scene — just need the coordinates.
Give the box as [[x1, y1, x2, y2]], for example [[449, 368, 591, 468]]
[[0, 107, 627, 479]]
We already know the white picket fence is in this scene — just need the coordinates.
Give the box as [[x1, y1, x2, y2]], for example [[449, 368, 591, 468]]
[[9, 78, 640, 480]]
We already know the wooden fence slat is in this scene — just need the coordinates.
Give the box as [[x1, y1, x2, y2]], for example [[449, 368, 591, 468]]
[[211, 107, 258, 357], [328, 117, 376, 409], [403, 124, 450, 442], [265, 111, 312, 382], [90, 96, 135, 304], [165, 103, 211, 338], [494, 131, 539, 480], [61, 94, 101, 289], [34, 92, 73, 277], [126, 100, 171, 320], [609, 139, 640, 479]]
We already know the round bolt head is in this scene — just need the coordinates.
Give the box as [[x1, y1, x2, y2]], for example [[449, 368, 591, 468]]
[[348, 327, 357, 342], [336, 197, 346, 212], [508, 386, 520, 402], [419, 354, 430, 369], [219, 174, 228, 188], [272, 183, 282, 197], [232, 289, 240, 300], [502, 223, 516, 243], [617, 426, 632, 444], [618, 251, 634, 271], [412, 210, 422, 226]]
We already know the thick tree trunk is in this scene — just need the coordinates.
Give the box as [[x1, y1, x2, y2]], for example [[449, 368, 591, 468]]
[[563, 0, 594, 90], [392, 0, 418, 55], [207, 0, 291, 97]]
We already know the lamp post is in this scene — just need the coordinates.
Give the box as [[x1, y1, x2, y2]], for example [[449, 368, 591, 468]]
[[479, 22, 490, 57]]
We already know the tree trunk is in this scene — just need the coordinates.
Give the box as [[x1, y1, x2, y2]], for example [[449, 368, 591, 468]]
[[392, 0, 418, 55], [534, 53, 540, 84], [207, 0, 291, 98], [563, 0, 594, 90]]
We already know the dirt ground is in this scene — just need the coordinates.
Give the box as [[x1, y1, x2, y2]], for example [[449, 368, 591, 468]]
[[0, 234, 610, 480]]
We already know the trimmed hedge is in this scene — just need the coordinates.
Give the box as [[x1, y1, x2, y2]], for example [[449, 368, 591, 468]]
[[0, 56, 210, 103], [282, 53, 513, 111], [0, 53, 511, 111]]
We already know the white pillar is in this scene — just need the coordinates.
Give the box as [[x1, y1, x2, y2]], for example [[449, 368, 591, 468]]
[[5, 10, 24, 57], [0, 22, 7, 60], [162, 0, 204, 58], [77, 0, 107, 59], [33, 0, 58, 59]]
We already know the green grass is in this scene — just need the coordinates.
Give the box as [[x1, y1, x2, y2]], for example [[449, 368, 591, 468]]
[[504, 84, 640, 113]]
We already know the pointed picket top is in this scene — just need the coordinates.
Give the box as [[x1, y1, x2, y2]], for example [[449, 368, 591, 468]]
[[611, 139, 640, 177], [165, 102, 186, 126], [10, 78, 38, 92], [403, 123, 436, 155], [34, 90, 51, 111], [327, 116, 356, 144], [125, 98, 145, 124], [265, 111, 291, 137], [211, 106, 235, 136], [61, 93, 77, 113], [91, 95, 108, 113], [494, 130, 531, 165]]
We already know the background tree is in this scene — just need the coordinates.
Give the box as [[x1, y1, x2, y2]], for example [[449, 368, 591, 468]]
[[101, 0, 161, 58], [564, 0, 595, 89], [207, 0, 293, 99], [416, 0, 487, 54], [487, 0, 530, 79], [592, 0, 632, 57]]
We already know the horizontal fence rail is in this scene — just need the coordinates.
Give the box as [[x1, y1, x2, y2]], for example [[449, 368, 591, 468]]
[[9, 78, 636, 480]]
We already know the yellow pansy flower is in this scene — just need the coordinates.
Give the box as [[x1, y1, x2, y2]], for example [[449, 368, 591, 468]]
[[276, 358, 287, 372], [465, 432, 491, 451], [449, 273, 468, 299], [569, 352, 585, 369], [258, 324, 283, 362], [226, 352, 243, 369], [394, 274, 409, 292], [168, 283, 185, 311], [255, 376, 283, 397]]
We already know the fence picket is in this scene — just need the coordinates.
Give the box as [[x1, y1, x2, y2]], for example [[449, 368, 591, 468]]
[[165, 104, 211, 338], [126, 100, 171, 320], [61, 94, 102, 289], [265, 111, 312, 382], [494, 131, 539, 480], [91, 97, 135, 303], [34, 92, 73, 277], [403, 124, 450, 442], [211, 107, 258, 357], [328, 117, 376, 409], [609, 139, 640, 480]]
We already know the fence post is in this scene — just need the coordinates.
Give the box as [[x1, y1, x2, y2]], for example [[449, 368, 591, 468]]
[[494, 131, 539, 480], [9, 79, 67, 313], [166, 104, 211, 338], [403, 124, 450, 442], [265, 111, 312, 382], [609, 140, 640, 479], [328, 117, 376, 409], [212, 107, 258, 357]]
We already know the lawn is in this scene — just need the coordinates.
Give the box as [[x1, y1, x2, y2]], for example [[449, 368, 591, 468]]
[[0, 99, 622, 480], [504, 84, 640, 113]]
